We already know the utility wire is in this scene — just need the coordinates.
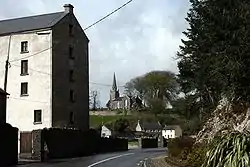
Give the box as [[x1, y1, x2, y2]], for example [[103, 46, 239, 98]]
[[7, 62, 126, 87], [9, 47, 51, 62], [84, 0, 133, 31], [9, 0, 134, 62], [8, 96, 49, 104], [10, 63, 50, 75]]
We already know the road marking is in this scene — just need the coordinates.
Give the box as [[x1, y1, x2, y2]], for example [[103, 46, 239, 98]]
[[87, 153, 135, 167], [143, 161, 147, 167]]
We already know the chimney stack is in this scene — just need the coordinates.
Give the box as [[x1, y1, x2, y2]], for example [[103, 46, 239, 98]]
[[64, 4, 74, 13]]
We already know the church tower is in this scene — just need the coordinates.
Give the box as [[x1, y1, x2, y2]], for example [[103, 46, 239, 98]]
[[110, 72, 119, 100]]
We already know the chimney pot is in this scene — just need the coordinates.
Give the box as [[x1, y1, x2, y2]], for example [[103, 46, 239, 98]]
[[64, 4, 74, 13]]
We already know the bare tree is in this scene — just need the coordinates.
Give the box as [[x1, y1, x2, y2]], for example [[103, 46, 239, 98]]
[[89, 90, 101, 111]]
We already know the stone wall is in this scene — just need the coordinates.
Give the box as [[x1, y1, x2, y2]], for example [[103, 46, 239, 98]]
[[52, 10, 89, 131], [32, 130, 44, 161], [0, 123, 18, 166]]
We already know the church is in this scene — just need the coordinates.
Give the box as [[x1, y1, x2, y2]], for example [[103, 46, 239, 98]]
[[106, 73, 142, 110]]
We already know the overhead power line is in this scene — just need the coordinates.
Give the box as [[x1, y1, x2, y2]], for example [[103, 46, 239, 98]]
[[5, 61, 126, 87], [8, 96, 49, 104], [9, 47, 51, 63], [10, 63, 51, 75], [9, 0, 134, 62], [84, 0, 133, 31]]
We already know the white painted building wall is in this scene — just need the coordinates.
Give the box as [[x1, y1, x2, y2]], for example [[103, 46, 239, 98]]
[[162, 129, 175, 139], [0, 29, 53, 153], [101, 125, 111, 138], [136, 122, 142, 132]]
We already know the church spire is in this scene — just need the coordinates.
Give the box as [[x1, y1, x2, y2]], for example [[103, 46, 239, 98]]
[[112, 72, 117, 91]]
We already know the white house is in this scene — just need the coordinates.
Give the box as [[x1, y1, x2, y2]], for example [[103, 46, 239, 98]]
[[101, 125, 112, 138], [0, 4, 89, 154], [136, 120, 162, 133], [162, 125, 182, 139]]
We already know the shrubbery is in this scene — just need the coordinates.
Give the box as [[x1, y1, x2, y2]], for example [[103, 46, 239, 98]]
[[168, 136, 195, 160], [168, 132, 250, 167], [187, 143, 208, 167], [202, 132, 250, 167], [167, 137, 208, 167]]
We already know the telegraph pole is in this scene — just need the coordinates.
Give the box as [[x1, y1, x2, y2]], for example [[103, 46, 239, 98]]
[[4, 35, 11, 92]]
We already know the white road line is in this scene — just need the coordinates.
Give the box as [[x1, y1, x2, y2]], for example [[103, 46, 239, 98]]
[[87, 153, 135, 167]]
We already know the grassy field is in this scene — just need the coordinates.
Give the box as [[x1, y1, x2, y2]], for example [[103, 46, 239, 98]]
[[89, 113, 186, 128], [128, 140, 139, 146], [89, 115, 133, 127]]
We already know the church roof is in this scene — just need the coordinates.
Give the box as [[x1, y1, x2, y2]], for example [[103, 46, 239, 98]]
[[112, 72, 117, 91]]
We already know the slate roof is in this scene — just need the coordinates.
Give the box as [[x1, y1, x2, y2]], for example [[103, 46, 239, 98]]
[[0, 12, 67, 36], [163, 125, 181, 130], [142, 122, 162, 131]]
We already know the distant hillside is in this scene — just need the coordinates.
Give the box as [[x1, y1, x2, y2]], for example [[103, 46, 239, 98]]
[[89, 113, 186, 129], [90, 110, 119, 116], [89, 110, 132, 116]]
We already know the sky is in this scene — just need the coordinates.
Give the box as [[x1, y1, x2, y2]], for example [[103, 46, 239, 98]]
[[0, 0, 190, 106]]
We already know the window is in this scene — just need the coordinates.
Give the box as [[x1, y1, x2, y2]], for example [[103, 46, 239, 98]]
[[21, 41, 28, 53], [21, 82, 28, 96], [34, 110, 42, 123], [69, 70, 74, 82], [70, 111, 74, 124], [70, 89, 75, 102], [69, 46, 74, 59], [21, 60, 28, 75], [69, 24, 73, 36]]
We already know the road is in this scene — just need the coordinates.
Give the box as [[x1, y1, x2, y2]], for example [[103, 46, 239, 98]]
[[19, 148, 166, 167]]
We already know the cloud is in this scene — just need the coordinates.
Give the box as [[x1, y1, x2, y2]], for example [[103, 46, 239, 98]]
[[0, 0, 190, 106]]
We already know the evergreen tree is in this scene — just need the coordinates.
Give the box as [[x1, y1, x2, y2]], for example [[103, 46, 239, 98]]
[[178, 0, 250, 115]]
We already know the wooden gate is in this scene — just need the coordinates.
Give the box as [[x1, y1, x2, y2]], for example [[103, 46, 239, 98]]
[[20, 132, 32, 153]]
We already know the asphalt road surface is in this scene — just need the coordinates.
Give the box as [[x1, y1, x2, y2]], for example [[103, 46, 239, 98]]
[[19, 148, 166, 167]]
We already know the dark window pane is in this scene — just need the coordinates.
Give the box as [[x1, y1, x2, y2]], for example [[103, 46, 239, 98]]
[[70, 111, 74, 124], [70, 70, 74, 82], [69, 24, 73, 36], [70, 90, 75, 102], [21, 82, 28, 95], [21, 60, 28, 75], [21, 41, 28, 52], [69, 46, 74, 59], [34, 110, 42, 123]]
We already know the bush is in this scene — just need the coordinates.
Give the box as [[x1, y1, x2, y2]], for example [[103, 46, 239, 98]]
[[202, 131, 250, 167], [168, 136, 195, 160], [187, 143, 208, 167], [182, 117, 203, 136]]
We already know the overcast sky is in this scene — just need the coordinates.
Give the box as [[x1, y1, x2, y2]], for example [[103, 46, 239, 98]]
[[0, 0, 190, 106]]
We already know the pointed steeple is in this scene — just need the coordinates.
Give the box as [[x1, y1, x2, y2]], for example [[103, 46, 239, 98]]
[[112, 72, 117, 91]]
